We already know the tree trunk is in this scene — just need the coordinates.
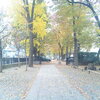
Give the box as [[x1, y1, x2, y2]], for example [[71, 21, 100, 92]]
[[97, 48, 100, 64], [25, 38, 28, 71], [22, 0, 36, 67], [38, 51, 42, 64], [78, 43, 80, 52], [28, 24, 34, 67], [58, 50, 61, 64], [18, 50, 20, 67], [73, 32, 78, 66], [66, 46, 69, 65], [61, 47, 64, 60], [72, 1, 78, 67], [0, 39, 2, 72], [69, 47, 72, 57], [34, 46, 37, 58]]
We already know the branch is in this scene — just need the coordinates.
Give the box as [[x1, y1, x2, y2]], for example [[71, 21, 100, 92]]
[[31, 0, 36, 20], [0, 25, 7, 33], [66, 0, 100, 28], [66, 0, 89, 7], [19, 11, 27, 20], [22, 0, 30, 21], [22, 0, 26, 5], [0, 32, 11, 40]]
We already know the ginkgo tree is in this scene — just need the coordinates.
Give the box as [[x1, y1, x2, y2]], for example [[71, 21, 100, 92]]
[[10, 0, 48, 67], [46, 15, 73, 61]]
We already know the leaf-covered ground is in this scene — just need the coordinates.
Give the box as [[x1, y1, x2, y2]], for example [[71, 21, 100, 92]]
[[0, 65, 40, 100], [0, 63, 100, 100], [57, 64, 100, 100]]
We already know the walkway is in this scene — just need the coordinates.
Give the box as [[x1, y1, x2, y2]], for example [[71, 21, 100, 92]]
[[25, 65, 86, 100]]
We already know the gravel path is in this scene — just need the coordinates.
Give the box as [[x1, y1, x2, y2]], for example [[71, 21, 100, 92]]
[[0, 65, 40, 100], [25, 64, 86, 100], [57, 64, 100, 100]]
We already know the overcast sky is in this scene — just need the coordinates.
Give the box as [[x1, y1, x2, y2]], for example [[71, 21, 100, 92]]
[[0, 0, 99, 53]]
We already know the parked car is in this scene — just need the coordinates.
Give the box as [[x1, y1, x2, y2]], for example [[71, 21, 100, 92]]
[[34, 56, 51, 62]]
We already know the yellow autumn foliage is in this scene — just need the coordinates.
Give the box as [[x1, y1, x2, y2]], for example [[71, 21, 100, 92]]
[[11, 0, 47, 39], [33, 2, 47, 39]]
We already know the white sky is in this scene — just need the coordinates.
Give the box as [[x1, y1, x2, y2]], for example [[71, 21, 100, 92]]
[[0, 0, 11, 10]]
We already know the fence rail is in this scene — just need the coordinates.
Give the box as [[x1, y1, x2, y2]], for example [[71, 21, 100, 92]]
[[1, 57, 28, 69], [2, 57, 28, 64], [2, 62, 26, 69]]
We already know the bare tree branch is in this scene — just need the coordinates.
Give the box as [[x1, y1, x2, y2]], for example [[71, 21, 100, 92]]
[[0, 25, 7, 33], [0, 32, 11, 40], [22, 0, 30, 20], [19, 11, 27, 20], [66, 0, 89, 7]]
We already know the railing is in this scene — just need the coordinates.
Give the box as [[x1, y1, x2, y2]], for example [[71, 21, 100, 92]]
[[2, 62, 26, 69], [2, 57, 28, 69]]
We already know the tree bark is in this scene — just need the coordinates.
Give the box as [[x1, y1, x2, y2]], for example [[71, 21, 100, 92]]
[[58, 51, 61, 64], [17, 49, 20, 67], [0, 39, 2, 72], [33, 46, 37, 58], [66, 46, 69, 65], [25, 39, 28, 71], [69, 47, 72, 57], [73, 32, 78, 66], [22, 0, 36, 67], [97, 48, 100, 64], [61, 47, 64, 60], [28, 23, 34, 67], [72, 1, 78, 66]]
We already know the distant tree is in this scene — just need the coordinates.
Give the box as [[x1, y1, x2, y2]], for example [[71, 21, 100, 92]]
[[66, 0, 100, 65], [50, 0, 97, 66], [66, 0, 100, 28], [0, 11, 8, 72], [11, 24, 24, 67]]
